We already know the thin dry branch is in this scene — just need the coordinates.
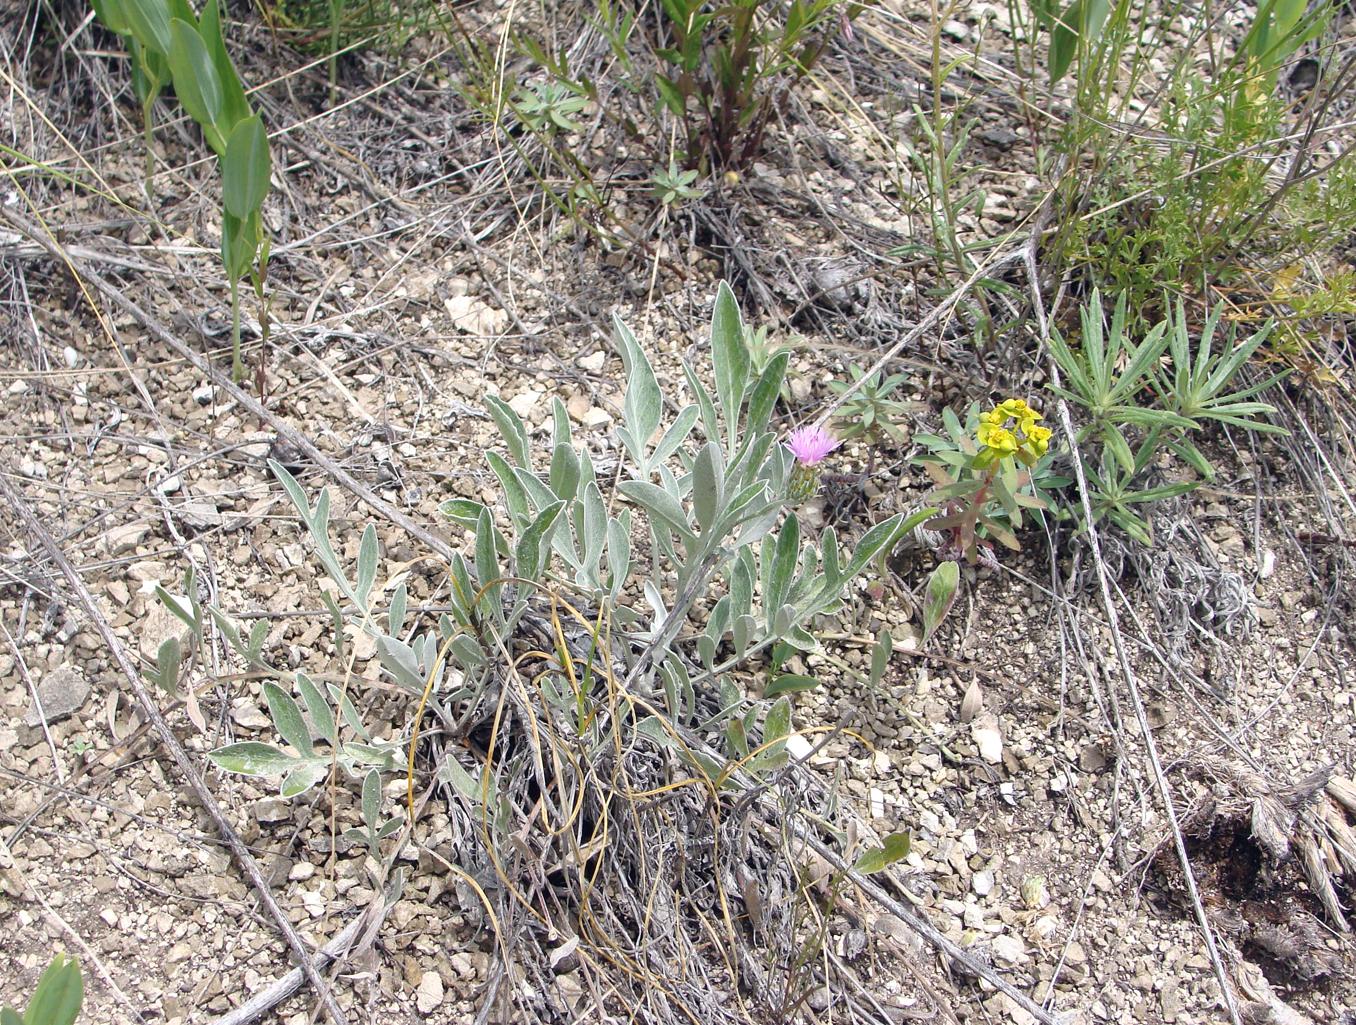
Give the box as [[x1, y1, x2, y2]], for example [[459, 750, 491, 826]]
[[1022, 239, 1246, 1025], [0, 474, 351, 1025]]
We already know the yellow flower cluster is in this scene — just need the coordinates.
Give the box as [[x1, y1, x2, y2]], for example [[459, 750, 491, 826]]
[[977, 398, 1052, 465]]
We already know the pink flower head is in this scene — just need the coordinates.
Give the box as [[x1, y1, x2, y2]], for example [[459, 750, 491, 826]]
[[786, 425, 839, 466]]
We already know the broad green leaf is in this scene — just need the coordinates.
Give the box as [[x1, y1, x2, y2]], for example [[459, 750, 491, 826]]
[[922, 560, 960, 644], [746, 351, 788, 433], [843, 513, 906, 580], [549, 442, 581, 501], [618, 480, 694, 542], [354, 521, 378, 608], [91, 0, 132, 35], [1, 1007, 20, 1025], [485, 395, 531, 468], [263, 680, 315, 756], [197, 0, 252, 130], [297, 671, 336, 745], [223, 115, 271, 217], [168, 19, 225, 146], [154, 636, 181, 693], [22, 955, 83, 1025], [854, 832, 911, 874], [208, 741, 296, 776], [280, 761, 327, 798], [515, 501, 566, 580], [691, 441, 724, 533], [711, 281, 750, 451], [614, 315, 662, 466], [361, 767, 380, 829], [123, 0, 173, 55], [764, 673, 819, 697]]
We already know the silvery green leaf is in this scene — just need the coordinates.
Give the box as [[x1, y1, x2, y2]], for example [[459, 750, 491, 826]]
[[515, 465, 559, 514], [870, 630, 892, 688], [264, 680, 315, 756], [773, 603, 797, 636], [821, 526, 841, 586], [644, 579, 668, 622], [309, 490, 354, 604], [618, 480, 695, 544], [725, 717, 749, 759], [270, 460, 312, 521], [854, 832, 911, 875], [209, 741, 296, 777], [765, 673, 818, 697], [733, 613, 756, 660], [297, 671, 336, 745], [922, 560, 960, 644], [697, 633, 716, 672], [682, 362, 720, 444], [711, 281, 750, 452], [246, 619, 268, 663], [485, 452, 530, 531], [767, 518, 799, 627], [374, 634, 424, 690], [731, 551, 753, 619], [327, 682, 370, 741], [439, 498, 485, 531], [376, 817, 402, 839], [485, 394, 531, 468], [448, 553, 477, 628], [636, 715, 676, 748], [153, 636, 181, 693], [614, 314, 662, 467], [440, 757, 480, 802], [450, 634, 485, 669], [355, 522, 378, 608], [515, 500, 566, 580], [475, 507, 501, 613], [550, 443, 581, 501], [754, 695, 791, 771], [844, 513, 906, 579], [707, 594, 731, 642], [344, 743, 398, 769], [154, 586, 196, 632], [551, 396, 572, 450], [210, 604, 245, 653], [746, 351, 789, 434], [581, 482, 606, 580], [361, 767, 380, 829], [280, 761, 327, 798], [606, 515, 631, 601], [388, 581, 407, 638], [650, 404, 700, 468], [692, 441, 725, 533]]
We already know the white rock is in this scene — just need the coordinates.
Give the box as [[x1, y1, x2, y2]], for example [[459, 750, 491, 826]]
[[579, 351, 606, 372], [785, 733, 814, 761], [972, 870, 994, 897], [415, 970, 444, 1013], [63, 346, 80, 368], [991, 933, 1027, 964], [971, 712, 1003, 764], [508, 390, 541, 418], [8, 379, 28, 395], [192, 383, 214, 406]]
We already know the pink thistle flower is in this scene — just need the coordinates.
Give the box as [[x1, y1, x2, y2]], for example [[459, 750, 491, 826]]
[[786, 425, 839, 466]]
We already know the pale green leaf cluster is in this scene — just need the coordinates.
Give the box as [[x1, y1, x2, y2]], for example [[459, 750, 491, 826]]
[[90, 0, 272, 381], [209, 283, 919, 813], [1049, 290, 1287, 544]]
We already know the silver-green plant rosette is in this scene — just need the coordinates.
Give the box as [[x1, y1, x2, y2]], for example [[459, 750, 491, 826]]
[[205, 282, 928, 1021]]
